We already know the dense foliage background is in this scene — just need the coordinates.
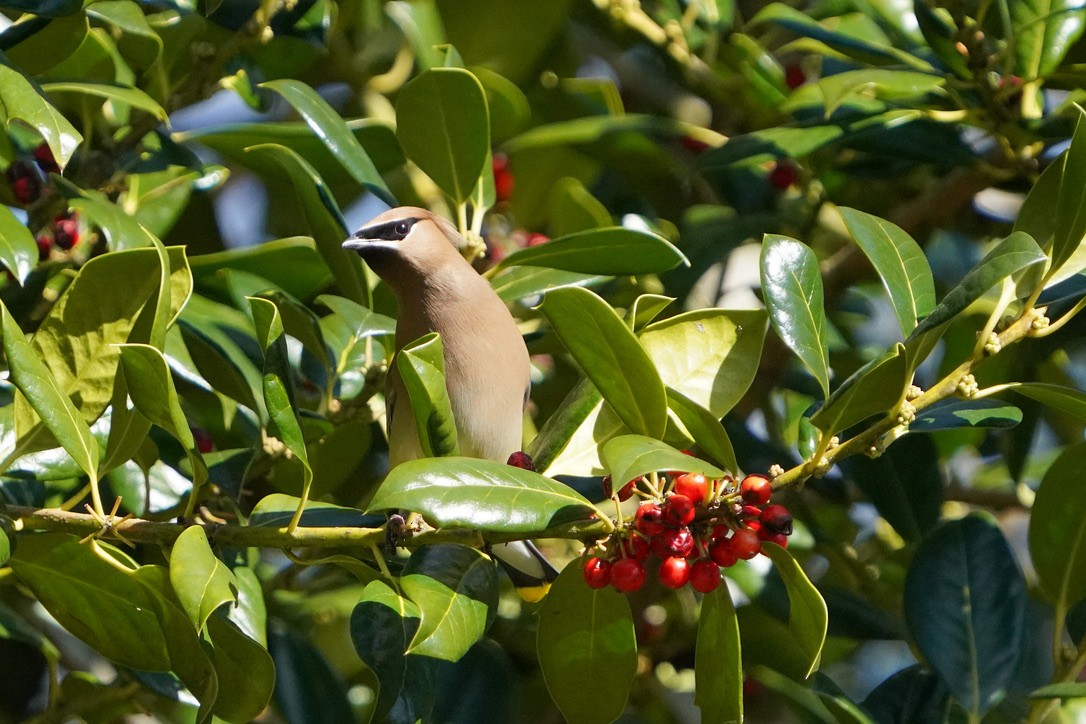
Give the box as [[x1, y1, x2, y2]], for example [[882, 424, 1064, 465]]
[[1, 0, 1086, 722]]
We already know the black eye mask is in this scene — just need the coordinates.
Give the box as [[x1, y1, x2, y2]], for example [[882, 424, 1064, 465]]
[[353, 217, 420, 241]]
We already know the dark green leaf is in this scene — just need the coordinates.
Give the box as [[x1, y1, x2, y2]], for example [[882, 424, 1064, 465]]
[[1030, 442, 1086, 607], [839, 207, 935, 335], [401, 544, 498, 661], [1012, 0, 1086, 77], [665, 388, 738, 472], [315, 294, 394, 338], [842, 434, 942, 542], [367, 457, 597, 533], [910, 232, 1046, 338], [490, 266, 607, 303], [189, 237, 331, 302], [862, 664, 949, 724], [761, 234, 831, 398], [601, 435, 726, 487], [0, 65, 81, 168], [396, 68, 489, 203], [904, 514, 1028, 716], [205, 614, 275, 723], [762, 542, 828, 678], [250, 493, 379, 529], [0, 204, 37, 283], [915, 2, 971, 78], [86, 1, 163, 69], [816, 70, 944, 116], [496, 227, 688, 276], [270, 627, 356, 724], [539, 286, 667, 438], [810, 344, 909, 435], [169, 526, 238, 631], [910, 398, 1022, 431], [695, 584, 743, 724], [396, 333, 459, 458], [547, 177, 611, 237], [0, 1, 83, 16], [1050, 113, 1086, 276], [42, 81, 167, 122], [1008, 382, 1086, 420], [537, 560, 636, 724]]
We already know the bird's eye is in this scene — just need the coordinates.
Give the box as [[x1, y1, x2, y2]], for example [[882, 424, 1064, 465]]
[[395, 220, 411, 236]]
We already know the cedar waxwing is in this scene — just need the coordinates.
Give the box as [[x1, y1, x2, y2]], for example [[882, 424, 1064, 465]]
[[343, 207, 558, 600]]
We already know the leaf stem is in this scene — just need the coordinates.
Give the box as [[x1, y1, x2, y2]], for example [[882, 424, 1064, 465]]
[[1033, 297, 1086, 338]]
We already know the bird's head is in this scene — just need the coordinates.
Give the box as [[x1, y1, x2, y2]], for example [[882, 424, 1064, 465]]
[[342, 207, 467, 285]]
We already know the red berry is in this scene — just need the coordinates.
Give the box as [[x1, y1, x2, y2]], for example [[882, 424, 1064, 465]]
[[739, 504, 763, 519], [602, 474, 637, 501], [658, 556, 690, 589], [762, 532, 789, 548], [527, 233, 549, 247], [635, 502, 665, 536], [493, 153, 513, 202], [190, 427, 214, 454], [11, 176, 39, 205], [709, 537, 739, 567], [728, 528, 762, 560], [690, 559, 722, 592], [785, 64, 806, 89], [760, 504, 793, 536], [583, 557, 612, 589], [36, 234, 52, 261], [680, 135, 711, 154], [506, 451, 536, 471], [651, 527, 695, 559], [664, 494, 696, 527], [740, 475, 772, 506], [611, 558, 646, 592], [673, 472, 708, 503], [33, 144, 59, 174], [53, 212, 79, 250], [622, 535, 650, 562], [769, 162, 798, 190], [746, 519, 763, 536]]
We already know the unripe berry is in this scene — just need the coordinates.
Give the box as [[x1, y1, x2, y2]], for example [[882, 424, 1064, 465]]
[[664, 494, 696, 527], [583, 557, 612, 589], [611, 558, 646, 592], [506, 451, 536, 471], [740, 474, 772, 506], [760, 504, 793, 536], [690, 559, 722, 593], [709, 537, 739, 567], [635, 502, 665, 536], [673, 472, 708, 503], [658, 556, 691, 589], [621, 535, 650, 562], [728, 528, 762, 560], [651, 526, 695, 559]]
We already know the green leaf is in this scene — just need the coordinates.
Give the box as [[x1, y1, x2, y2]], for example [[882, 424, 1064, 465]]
[[1007, 382, 1086, 420], [548, 177, 611, 237], [815, 69, 944, 115], [838, 207, 935, 335], [490, 266, 607, 303], [537, 560, 637, 724], [350, 580, 435, 723], [626, 294, 675, 331], [1012, 0, 1086, 77], [169, 526, 238, 631], [1029, 682, 1086, 699], [0, 65, 81, 169], [41, 81, 167, 122], [495, 227, 688, 276], [259, 79, 391, 200], [0, 1, 83, 16], [401, 544, 498, 661], [244, 144, 369, 307], [5, 13, 87, 76], [601, 435, 725, 487], [315, 294, 395, 339], [862, 665, 949, 723], [9, 533, 170, 671], [1, 301, 98, 479], [761, 234, 831, 398], [1050, 112, 1086, 276], [665, 389, 738, 473], [189, 237, 331, 302], [86, 0, 163, 69], [539, 286, 667, 438], [910, 232, 1047, 338], [395, 68, 489, 203], [904, 514, 1028, 716], [761, 542, 828, 678], [1030, 441, 1086, 608], [205, 614, 275, 723], [367, 457, 597, 533], [910, 398, 1022, 431], [396, 333, 459, 458], [68, 193, 153, 251], [250, 493, 379, 529], [0, 203, 37, 283], [810, 344, 909, 435], [695, 584, 743, 724]]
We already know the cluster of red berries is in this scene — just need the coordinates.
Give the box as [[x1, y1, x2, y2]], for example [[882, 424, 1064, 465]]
[[36, 210, 81, 261], [6, 144, 59, 206], [583, 472, 793, 595], [493, 153, 514, 204]]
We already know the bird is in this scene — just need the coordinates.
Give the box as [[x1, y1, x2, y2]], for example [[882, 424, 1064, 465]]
[[343, 206, 558, 601]]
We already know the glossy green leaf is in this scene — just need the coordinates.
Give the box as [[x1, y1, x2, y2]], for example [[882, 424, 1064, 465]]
[[910, 398, 1022, 431], [178, 319, 263, 416], [1, 301, 98, 478], [0, 204, 37, 283], [1030, 442, 1086, 607], [259, 79, 391, 200], [315, 294, 395, 339], [189, 237, 330, 302], [601, 435, 725, 488], [350, 580, 435, 724], [539, 286, 667, 438], [42, 81, 167, 122], [396, 333, 459, 458], [5, 13, 87, 76], [1012, 0, 1086, 77], [206, 613, 275, 723], [862, 664, 949, 723], [626, 294, 675, 332], [665, 388, 738, 473], [1008, 382, 1086, 420], [0, 599, 59, 662], [0, 65, 81, 169], [9, 533, 170, 671], [695, 584, 743, 724], [810, 344, 909, 435], [68, 194, 153, 251], [395, 68, 489, 203], [401, 544, 498, 661], [537, 560, 636, 724], [839, 207, 935, 334], [86, 1, 163, 69], [761, 234, 831, 398], [910, 232, 1047, 338], [244, 144, 369, 307], [367, 457, 597, 533], [169, 526, 237, 631], [528, 378, 604, 474], [387, 0, 448, 70], [1050, 112, 1086, 276], [904, 514, 1028, 716], [496, 227, 688, 276], [816, 69, 943, 115], [1029, 682, 1086, 699], [490, 266, 607, 303], [762, 542, 828, 678], [250, 493, 379, 529]]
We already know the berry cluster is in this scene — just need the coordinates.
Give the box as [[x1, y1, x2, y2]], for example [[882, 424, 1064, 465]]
[[4, 144, 81, 261], [583, 472, 793, 595]]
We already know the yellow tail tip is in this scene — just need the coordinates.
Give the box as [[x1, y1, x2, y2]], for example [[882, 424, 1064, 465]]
[[517, 582, 552, 603]]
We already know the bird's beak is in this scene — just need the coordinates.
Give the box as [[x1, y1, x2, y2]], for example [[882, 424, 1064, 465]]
[[342, 235, 398, 253]]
